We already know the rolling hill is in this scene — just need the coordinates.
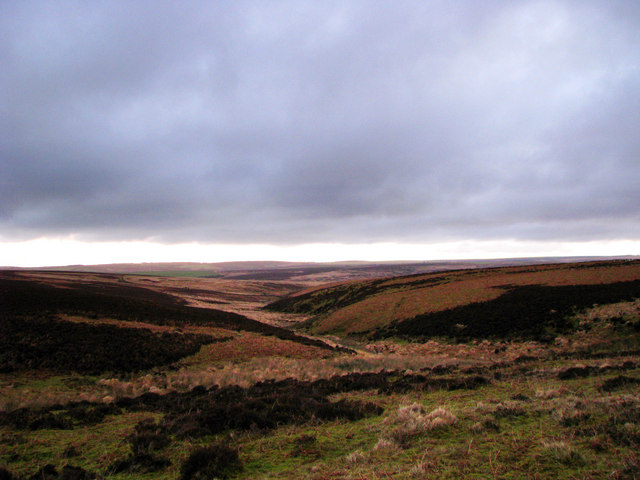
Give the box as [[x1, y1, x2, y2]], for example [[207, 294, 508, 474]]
[[266, 260, 640, 340]]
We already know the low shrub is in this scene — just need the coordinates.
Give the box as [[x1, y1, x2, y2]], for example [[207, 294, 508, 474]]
[[58, 466, 97, 480], [290, 434, 319, 457], [556, 409, 590, 427], [492, 401, 526, 418], [470, 418, 500, 433], [109, 454, 171, 474], [128, 420, 171, 455], [558, 366, 595, 379], [180, 445, 242, 480], [600, 375, 640, 392], [21, 465, 97, 480], [128, 431, 171, 455]]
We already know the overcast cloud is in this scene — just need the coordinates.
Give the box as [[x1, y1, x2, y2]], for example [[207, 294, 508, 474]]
[[1, 0, 639, 246]]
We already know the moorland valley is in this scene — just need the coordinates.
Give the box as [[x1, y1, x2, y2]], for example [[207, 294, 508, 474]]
[[2, 258, 640, 479]]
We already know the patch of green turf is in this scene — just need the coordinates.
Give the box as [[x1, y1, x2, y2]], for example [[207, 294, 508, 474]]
[[0, 411, 163, 478]]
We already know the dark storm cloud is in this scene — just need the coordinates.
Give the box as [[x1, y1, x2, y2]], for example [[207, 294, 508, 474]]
[[1, 0, 639, 244]]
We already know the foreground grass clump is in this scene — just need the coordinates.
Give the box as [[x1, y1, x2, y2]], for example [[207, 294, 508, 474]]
[[540, 440, 585, 466], [380, 403, 458, 447]]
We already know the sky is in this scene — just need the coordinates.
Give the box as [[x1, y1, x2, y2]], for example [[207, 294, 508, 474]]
[[1, 1, 639, 266]]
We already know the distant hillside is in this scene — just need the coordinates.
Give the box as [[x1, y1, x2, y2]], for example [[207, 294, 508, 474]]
[[265, 260, 640, 341], [5, 256, 633, 282], [16, 261, 300, 274]]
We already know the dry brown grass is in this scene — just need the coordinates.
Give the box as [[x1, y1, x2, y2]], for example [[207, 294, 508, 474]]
[[177, 331, 330, 365], [381, 403, 458, 446], [311, 261, 640, 334], [540, 440, 585, 465], [344, 449, 368, 465], [572, 298, 640, 323], [535, 387, 570, 400]]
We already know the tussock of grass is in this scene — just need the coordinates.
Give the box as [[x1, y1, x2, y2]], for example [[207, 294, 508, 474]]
[[469, 418, 500, 433], [372, 437, 400, 451], [535, 387, 569, 399], [425, 407, 458, 429], [381, 404, 458, 447], [409, 460, 434, 477], [540, 440, 585, 466], [345, 449, 368, 465], [554, 408, 590, 427]]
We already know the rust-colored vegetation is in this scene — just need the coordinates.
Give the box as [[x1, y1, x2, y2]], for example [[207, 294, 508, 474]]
[[267, 260, 640, 337]]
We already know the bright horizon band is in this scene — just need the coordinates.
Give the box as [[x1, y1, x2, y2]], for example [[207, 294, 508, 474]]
[[1, 238, 638, 268]]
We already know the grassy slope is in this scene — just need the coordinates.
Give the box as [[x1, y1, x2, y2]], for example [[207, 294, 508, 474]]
[[267, 260, 640, 336]]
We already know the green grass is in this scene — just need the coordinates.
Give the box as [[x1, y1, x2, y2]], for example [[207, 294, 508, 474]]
[[3, 363, 640, 479], [0, 411, 162, 477]]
